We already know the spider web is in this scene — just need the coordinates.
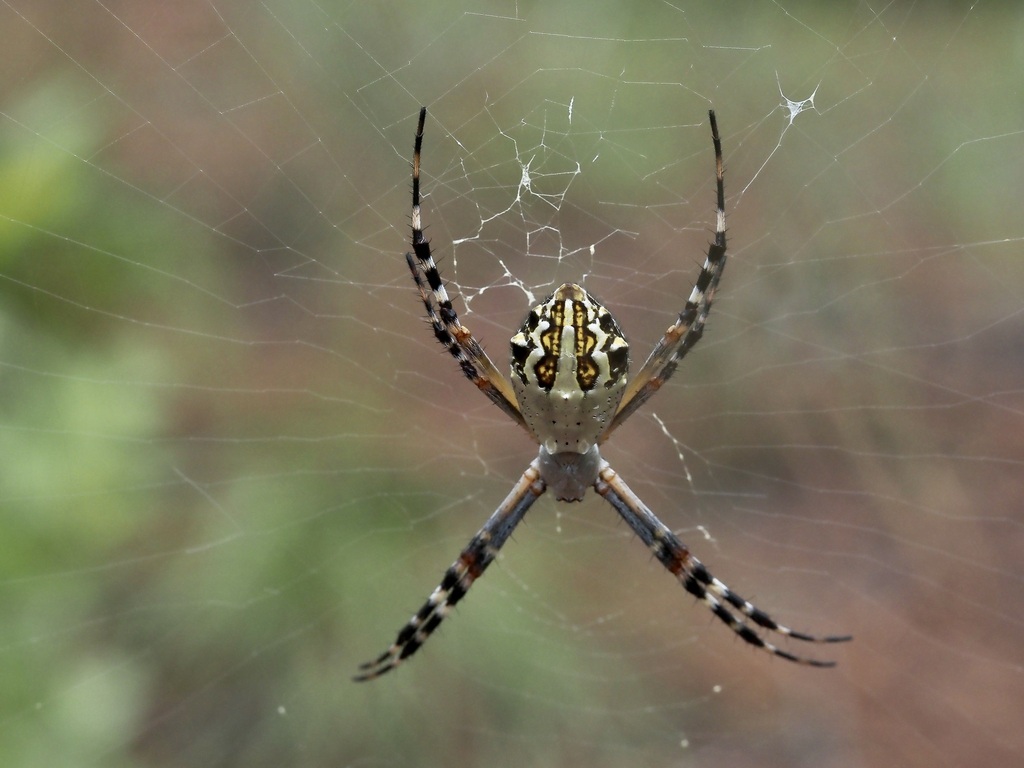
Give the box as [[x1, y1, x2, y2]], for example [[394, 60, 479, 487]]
[[1, 1, 1022, 766]]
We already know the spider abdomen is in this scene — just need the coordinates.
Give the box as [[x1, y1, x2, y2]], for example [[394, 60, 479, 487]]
[[510, 283, 629, 454]]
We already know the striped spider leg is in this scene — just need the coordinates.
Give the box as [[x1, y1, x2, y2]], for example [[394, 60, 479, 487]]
[[354, 460, 546, 681], [355, 108, 849, 681], [404, 107, 529, 433], [602, 110, 727, 441], [595, 461, 852, 667]]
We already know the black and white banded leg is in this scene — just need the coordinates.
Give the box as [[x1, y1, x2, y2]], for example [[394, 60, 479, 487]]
[[604, 110, 728, 439], [594, 461, 851, 666], [404, 107, 529, 432], [354, 460, 547, 681]]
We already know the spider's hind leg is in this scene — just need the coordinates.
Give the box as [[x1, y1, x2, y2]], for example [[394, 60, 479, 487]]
[[605, 110, 728, 439], [403, 107, 528, 431]]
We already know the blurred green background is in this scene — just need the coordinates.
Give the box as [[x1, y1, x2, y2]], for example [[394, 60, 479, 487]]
[[1, 1, 1022, 766]]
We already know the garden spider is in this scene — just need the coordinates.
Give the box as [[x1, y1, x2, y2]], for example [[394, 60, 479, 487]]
[[354, 107, 850, 681]]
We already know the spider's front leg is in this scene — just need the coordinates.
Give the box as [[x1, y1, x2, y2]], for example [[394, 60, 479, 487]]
[[354, 460, 547, 681], [594, 461, 851, 666]]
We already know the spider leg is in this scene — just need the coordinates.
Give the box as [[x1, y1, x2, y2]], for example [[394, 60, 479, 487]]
[[354, 459, 547, 681], [405, 107, 529, 432], [593, 461, 851, 667], [604, 110, 727, 440]]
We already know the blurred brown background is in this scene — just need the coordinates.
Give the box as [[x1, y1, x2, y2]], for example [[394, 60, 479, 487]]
[[1, 1, 1021, 766]]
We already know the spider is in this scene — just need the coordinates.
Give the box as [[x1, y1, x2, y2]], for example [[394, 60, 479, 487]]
[[354, 107, 850, 681]]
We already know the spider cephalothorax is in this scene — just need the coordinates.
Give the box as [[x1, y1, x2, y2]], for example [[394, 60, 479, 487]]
[[354, 107, 850, 681]]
